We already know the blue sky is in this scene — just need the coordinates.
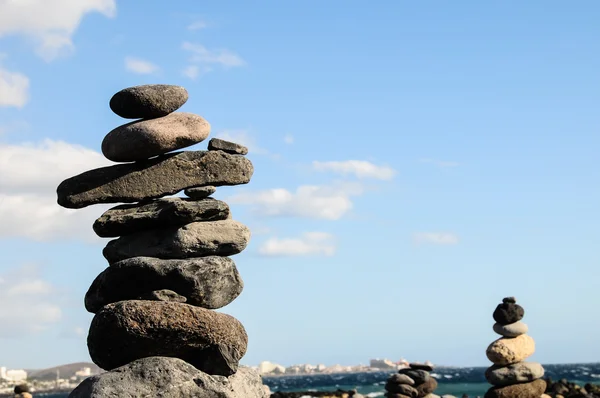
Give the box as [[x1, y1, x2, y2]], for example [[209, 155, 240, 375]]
[[0, 1, 599, 370]]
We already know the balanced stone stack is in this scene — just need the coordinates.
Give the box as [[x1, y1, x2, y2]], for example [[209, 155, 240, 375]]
[[484, 297, 546, 398], [385, 363, 439, 398], [56, 84, 268, 397]]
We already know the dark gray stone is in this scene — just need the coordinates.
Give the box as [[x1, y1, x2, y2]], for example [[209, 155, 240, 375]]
[[398, 369, 430, 385], [136, 289, 187, 303], [185, 185, 216, 199], [57, 150, 253, 209], [493, 321, 528, 337], [502, 296, 516, 304], [409, 362, 434, 371], [484, 378, 546, 398], [69, 357, 269, 398], [85, 256, 243, 313], [416, 377, 438, 396], [102, 220, 250, 264], [485, 362, 545, 387], [493, 302, 524, 325], [388, 373, 415, 385], [109, 84, 189, 119], [208, 138, 249, 155], [87, 301, 247, 375], [93, 197, 229, 237], [385, 381, 418, 397], [102, 112, 211, 162]]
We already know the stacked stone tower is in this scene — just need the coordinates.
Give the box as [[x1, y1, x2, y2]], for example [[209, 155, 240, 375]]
[[484, 297, 546, 398], [384, 363, 438, 398], [57, 84, 268, 397]]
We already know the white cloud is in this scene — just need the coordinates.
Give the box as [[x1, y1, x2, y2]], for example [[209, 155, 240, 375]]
[[284, 134, 294, 144], [0, 265, 62, 337], [420, 158, 459, 168], [413, 232, 459, 245], [0, 139, 112, 241], [181, 41, 245, 78], [228, 183, 364, 220], [312, 160, 396, 180], [0, 0, 116, 61], [0, 66, 29, 108], [187, 20, 208, 31], [259, 232, 336, 257], [125, 56, 159, 75]]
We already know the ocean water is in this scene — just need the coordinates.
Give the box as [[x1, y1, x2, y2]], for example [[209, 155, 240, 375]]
[[27, 363, 600, 397]]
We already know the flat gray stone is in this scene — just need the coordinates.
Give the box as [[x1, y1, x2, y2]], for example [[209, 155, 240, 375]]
[[102, 220, 250, 263], [102, 112, 210, 162], [88, 301, 247, 375], [85, 256, 243, 313], [184, 185, 216, 199], [57, 150, 253, 209], [208, 138, 248, 155], [136, 289, 187, 303], [69, 357, 269, 398], [109, 84, 189, 119], [493, 321, 528, 337], [485, 362, 545, 387], [93, 197, 230, 238]]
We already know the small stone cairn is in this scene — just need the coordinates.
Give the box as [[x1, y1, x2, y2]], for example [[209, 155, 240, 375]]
[[385, 362, 439, 398], [57, 84, 268, 397], [484, 297, 546, 398], [13, 384, 32, 398]]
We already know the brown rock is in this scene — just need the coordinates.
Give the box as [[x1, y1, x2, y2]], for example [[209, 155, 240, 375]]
[[385, 381, 418, 397], [93, 197, 230, 237], [486, 334, 535, 365], [57, 150, 253, 209], [109, 84, 189, 119], [102, 220, 251, 263], [87, 300, 247, 376], [184, 185, 216, 199], [136, 289, 187, 303], [484, 378, 546, 398], [416, 377, 438, 395], [208, 138, 249, 155], [102, 113, 210, 162], [388, 373, 415, 385]]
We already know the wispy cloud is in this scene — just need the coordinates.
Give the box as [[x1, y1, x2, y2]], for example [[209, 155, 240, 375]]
[[413, 232, 459, 245], [125, 56, 159, 75], [313, 160, 396, 180], [258, 232, 336, 257], [284, 134, 294, 144], [187, 20, 208, 31], [181, 42, 245, 79], [0, 65, 29, 108], [420, 158, 459, 168], [0, 0, 116, 61]]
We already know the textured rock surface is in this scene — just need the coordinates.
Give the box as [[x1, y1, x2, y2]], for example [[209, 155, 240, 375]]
[[69, 357, 268, 398], [385, 381, 418, 396], [102, 220, 251, 263], [486, 334, 535, 365], [93, 197, 230, 237], [399, 369, 430, 384], [416, 377, 438, 396], [87, 301, 247, 375], [484, 378, 546, 398], [136, 289, 187, 303], [109, 84, 189, 119], [493, 321, 528, 337], [388, 373, 415, 385], [208, 138, 249, 155], [485, 362, 545, 386], [492, 302, 524, 325], [102, 112, 210, 162], [185, 185, 216, 199], [86, 256, 243, 312], [57, 150, 253, 209]]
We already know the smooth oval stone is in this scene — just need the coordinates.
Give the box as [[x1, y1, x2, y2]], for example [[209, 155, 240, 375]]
[[102, 220, 251, 264], [102, 112, 210, 162], [87, 300, 247, 375], [484, 378, 546, 398], [486, 334, 535, 365], [493, 321, 528, 337], [416, 377, 438, 396], [93, 197, 230, 238], [85, 256, 243, 313], [385, 382, 418, 397], [184, 185, 216, 199], [208, 138, 249, 155], [136, 289, 187, 303], [388, 373, 415, 385], [57, 151, 253, 209], [399, 369, 430, 384], [493, 302, 524, 325], [485, 362, 545, 386], [109, 84, 188, 119]]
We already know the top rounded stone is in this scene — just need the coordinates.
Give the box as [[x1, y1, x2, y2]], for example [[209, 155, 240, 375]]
[[109, 84, 189, 119]]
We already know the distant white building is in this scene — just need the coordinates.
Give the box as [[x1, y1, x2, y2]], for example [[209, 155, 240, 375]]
[[369, 359, 396, 370], [0, 367, 27, 382], [257, 361, 286, 375], [75, 367, 92, 377]]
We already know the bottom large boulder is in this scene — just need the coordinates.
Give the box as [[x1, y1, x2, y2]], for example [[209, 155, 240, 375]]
[[69, 356, 270, 398]]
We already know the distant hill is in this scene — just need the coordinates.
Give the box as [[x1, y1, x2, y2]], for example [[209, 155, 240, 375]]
[[28, 362, 102, 381]]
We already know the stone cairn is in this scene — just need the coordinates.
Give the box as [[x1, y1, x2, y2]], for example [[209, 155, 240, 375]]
[[56, 84, 268, 397], [384, 362, 439, 398], [484, 297, 546, 398]]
